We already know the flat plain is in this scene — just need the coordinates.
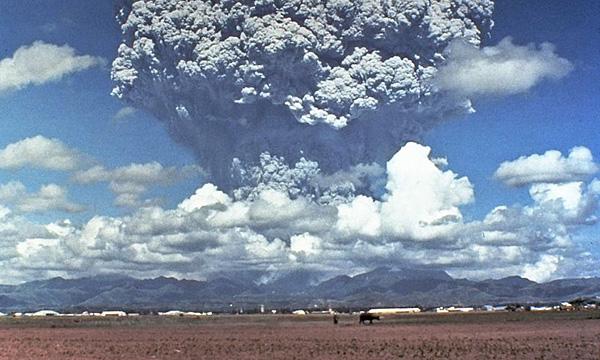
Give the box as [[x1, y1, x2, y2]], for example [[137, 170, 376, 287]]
[[0, 311, 599, 359]]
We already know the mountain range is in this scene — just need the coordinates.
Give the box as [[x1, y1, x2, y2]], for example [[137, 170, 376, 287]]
[[1, 268, 599, 312]]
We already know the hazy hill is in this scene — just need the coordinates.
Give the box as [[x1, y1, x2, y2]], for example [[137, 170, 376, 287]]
[[1, 268, 599, 312]]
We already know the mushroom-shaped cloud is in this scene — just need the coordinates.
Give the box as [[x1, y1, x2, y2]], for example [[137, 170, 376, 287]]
[[112, 0, 494, 187]]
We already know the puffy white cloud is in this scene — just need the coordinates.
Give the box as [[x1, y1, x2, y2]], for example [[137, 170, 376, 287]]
[[0, 181, 27, 201], [495, 146, 598, 186], [0, 135, 85, 171], [528, 181, 600, 224], [74, 162, 198, 185], [0, 181, 84, 213], [73, 162, 202, 207], [522, 254, 562, 283], [336, 196, 381, 237], [290, 233, 322, 256], [380, 142, 474, 240], [436, 37, 573, 97], [179, 184, 231, 212], [0, 41, 105, 93], [16, 238, 61, 262], [0, 142, 597, 283], [530, 182, 585, 213], [18, 184, 84, 213], [128, 243, 191, 265]]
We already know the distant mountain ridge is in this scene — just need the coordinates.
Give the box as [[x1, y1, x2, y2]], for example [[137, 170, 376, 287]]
[[1, 268, 599, 312]]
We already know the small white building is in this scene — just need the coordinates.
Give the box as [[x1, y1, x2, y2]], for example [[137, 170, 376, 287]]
[[158, 310, 185, 316], [292, 309, 307, 315], [446, 306, 474, 313], [101, 311, 127, 317], [367, 308, 421, 315], [183, 312, 212, 316], [26, 310, 60, 317], [530, 306, 553, 312], [183, 312, 202, 317]]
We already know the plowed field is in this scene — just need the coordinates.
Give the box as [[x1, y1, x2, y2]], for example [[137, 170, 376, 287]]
[[0, 311, 599, 359]]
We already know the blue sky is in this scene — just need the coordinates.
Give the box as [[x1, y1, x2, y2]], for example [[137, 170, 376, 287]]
[[426, 0, 600, 219], [0, 0, 598, 282], [0, 0, 200, 220]]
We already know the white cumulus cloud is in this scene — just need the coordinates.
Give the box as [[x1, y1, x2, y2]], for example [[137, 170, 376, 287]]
[[529, 181, 600, 224], [495, 146, 598, 187], [0, 181, 84, 213], [436, 37, 573, 97], [0, 142, 597, 283], [522, 254, 562, 283], [73, 162, 202, 207], [0, 135, 85, 171], [0, 41, 105, 93], [380, 142, 474, 240]]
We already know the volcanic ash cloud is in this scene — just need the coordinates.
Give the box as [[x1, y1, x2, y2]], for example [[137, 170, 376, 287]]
[[111, 0, 494, 187]]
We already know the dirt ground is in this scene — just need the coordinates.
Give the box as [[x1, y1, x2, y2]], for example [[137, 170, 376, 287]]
[[0, 311, 599, 359]]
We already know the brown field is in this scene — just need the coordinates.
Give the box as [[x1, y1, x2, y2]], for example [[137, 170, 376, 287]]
[[1, 311, 599, 359]]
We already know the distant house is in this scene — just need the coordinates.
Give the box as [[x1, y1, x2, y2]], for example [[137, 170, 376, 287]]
[[183, 312, 202, 317], [158, 310, 185, 316], [530, 306, 553, 312], [182, 312, 212, 316], [101, 311, 127, 317], [367, 308, 421, 315], [27, 310, 60, 317], [446, 306, 474, 313]]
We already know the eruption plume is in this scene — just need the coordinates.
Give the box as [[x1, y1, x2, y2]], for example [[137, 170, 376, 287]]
[[112, 0, 494, 187]]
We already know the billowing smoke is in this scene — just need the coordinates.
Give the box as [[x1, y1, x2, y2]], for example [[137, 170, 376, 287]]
[[112, 0, 494, 187]]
